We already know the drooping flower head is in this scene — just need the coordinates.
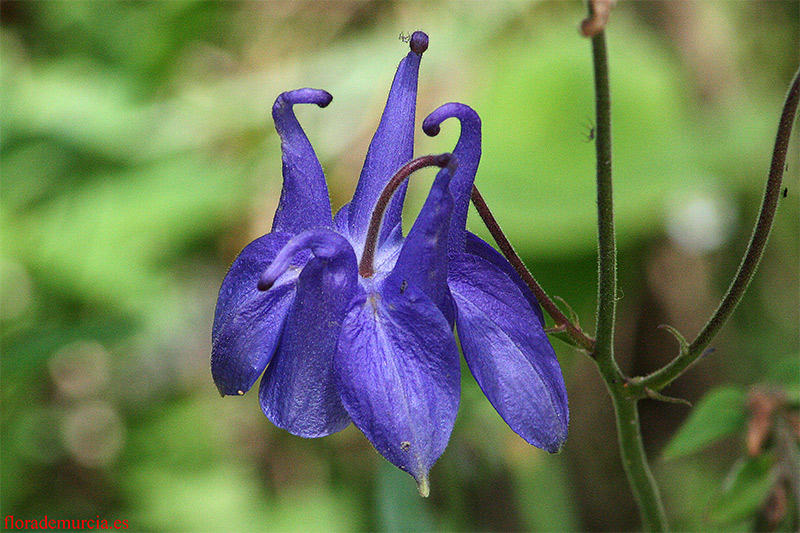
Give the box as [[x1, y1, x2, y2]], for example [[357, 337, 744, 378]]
[[212, 31, 568, 495]]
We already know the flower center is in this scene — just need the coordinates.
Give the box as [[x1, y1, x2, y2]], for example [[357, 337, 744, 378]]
[[358, 153, 452, 278]]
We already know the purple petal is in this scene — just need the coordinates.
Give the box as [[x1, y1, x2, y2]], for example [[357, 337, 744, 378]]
[[463, 231, 545, 328], [386, 165, 455, 324], [271, 89, 334, 233], [348, 32, 428, 247], [335, 282, 460, 495], [211, 232, 297, 396], [423, 103, 481, 253], [333, 202, 351, 238], [449, 252, 568, 453], [259, 230, 358, 438]]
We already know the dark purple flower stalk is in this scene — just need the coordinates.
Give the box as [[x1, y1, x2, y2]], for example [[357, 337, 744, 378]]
[[211, 31, 568, 495]]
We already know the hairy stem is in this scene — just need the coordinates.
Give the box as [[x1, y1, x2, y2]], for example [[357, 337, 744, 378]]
[[590, 23, 620, 377], [638, 66, 800, 393], [586, 8, 668, 530], [610, 392, 667, 531], [470, 186, 595, 352]]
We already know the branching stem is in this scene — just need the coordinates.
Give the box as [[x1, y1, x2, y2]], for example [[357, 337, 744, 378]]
[[637, 66, 800, 393], [586, 9, 667, 531], [477, 3, 797, 529]]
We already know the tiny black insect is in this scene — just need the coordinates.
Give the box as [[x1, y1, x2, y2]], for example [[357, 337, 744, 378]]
[[400, 280, 408, 293], [783, 187, 788, 198]]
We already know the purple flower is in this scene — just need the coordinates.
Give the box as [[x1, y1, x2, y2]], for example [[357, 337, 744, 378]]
[[212, 31, 568, 495]]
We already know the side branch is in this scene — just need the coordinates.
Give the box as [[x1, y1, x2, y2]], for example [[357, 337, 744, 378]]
[[638, 66, 800, 393], [470, 186, 596, 353]]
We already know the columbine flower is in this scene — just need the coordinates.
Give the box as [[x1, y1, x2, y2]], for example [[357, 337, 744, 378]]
[[212, 31, 568, 495]]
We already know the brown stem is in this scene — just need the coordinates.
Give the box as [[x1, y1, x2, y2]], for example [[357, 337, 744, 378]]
[[470, 186, 596, 352], [639, 66, 800, 392], [359, 154, 452, 277]]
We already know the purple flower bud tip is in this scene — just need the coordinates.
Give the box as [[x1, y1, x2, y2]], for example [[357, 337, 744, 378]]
[[410, 31, 428, 55]]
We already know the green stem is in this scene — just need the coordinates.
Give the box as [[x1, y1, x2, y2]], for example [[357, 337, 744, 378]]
[[587, 12, 668, 530], [638, 66, 800, 393], [610, 391, 667, 531], [590, 24, 620, 378]]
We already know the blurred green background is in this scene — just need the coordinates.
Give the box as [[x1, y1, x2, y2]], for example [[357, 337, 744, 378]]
[[1, 1, 797, 531]]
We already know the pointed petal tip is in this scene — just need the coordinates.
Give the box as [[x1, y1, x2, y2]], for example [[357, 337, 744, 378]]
[[212, 367, 256, 398], [513, 420, 567, 454], [410, 31, 428, 55], [526, 402, 569, 453], [415, 473, 431, 497], [217, 387, 247, 398], [536, 414, 569, 454], [514, 418, 568, 454], [544, 435, 568, 454]]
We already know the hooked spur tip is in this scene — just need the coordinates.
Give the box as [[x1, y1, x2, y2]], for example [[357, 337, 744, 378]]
[[422, 122, 440, 137], [272, 89, 333, 118], [410, 31, 429, 55]]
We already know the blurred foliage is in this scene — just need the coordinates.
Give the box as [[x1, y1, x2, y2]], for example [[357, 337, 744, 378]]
[[662, 386, 748, 461], [663, 381, 799, 530], [1, 1, 797, 531]]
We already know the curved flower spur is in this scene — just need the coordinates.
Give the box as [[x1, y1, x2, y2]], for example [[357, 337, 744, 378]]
[[212, 31, 568, 495]]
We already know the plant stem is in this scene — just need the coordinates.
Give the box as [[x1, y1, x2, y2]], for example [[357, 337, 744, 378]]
[[470, 186, 595, 352], [590, 24, 619, 377], [638, 66, 800, 393], [610, 391, 667, 531], [359, 154, 452, 277], [587, 12, 669, 530]]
